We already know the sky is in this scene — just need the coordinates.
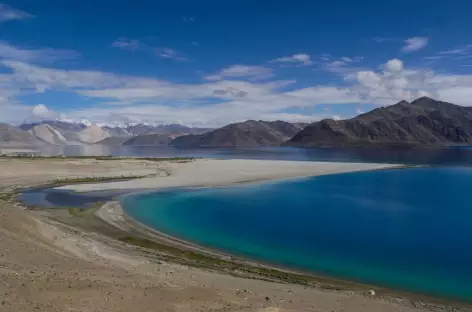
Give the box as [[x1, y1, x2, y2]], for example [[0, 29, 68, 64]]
[[0, 0, 472, 127]]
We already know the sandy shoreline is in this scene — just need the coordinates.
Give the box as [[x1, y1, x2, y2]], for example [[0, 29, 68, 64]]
[[0, 157, 464, 312], [57, 159, 403, 192]]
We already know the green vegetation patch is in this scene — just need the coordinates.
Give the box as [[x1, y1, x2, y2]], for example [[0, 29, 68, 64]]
[[67, 205, 101, 218], [51, 175, 148, 185], [117, 236, 346, 288], [0, 155, 196, 162]]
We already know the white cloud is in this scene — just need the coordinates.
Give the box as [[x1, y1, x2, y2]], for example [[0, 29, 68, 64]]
[[438, 45, 472, 55], [324, 60, 348, 73], [112, 38, 141, 51], [423, 55, 444, 61], [156, 48, 189, 61], [0, 41, 79, 63], [401, 37, 429, 53], [0, 105, 33, 124], [6, 49, 472, 126], [385, 58, 403, 72], [204, 65, 274, 81], [439, 48, 467, 55], [320, 56, 364, 74], [2, 60, 147, 91], [32, 104, 58, 119], [0, 3, 33, 21], [271, 54, 312, 66], [111, 38, 190, 62]]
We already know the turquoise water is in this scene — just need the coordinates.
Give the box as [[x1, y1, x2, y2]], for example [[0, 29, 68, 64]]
[[121, 167, 472, 301]]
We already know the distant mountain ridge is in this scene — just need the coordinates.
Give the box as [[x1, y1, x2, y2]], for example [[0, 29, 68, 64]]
[[18, 120, 214, 145], [287, 97, 472, 147], [170, 120, 304, 147], [9, 97, 472, 149]]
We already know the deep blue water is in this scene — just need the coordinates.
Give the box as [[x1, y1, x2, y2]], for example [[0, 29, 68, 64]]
[[122, 166, 472, 301], [35, 145, 472, 166]]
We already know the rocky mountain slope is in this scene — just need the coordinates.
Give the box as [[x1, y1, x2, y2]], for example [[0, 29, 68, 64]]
[[0, 123, 39, 147], [287, 97, 472, 147], [259, 120, 304, 138], [74, 125, 112, 144], [21, 120, 87, 143], [28, 124, 68, 145], [19, 121, 214, 145], [101, 126, 132, 138], [170, 120, 298, 147], [122, 133, 183, 146], [95, 137, 130, 145]]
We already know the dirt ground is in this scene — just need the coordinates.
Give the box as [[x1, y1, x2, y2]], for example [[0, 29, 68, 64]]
[[0, 158, 464, 311]]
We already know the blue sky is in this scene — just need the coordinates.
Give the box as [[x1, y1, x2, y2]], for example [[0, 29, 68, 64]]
[[0, 1, 472, 126]]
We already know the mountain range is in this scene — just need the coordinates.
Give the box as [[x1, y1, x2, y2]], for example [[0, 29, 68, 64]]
[[10, 121, 214, 147], [2, 97, 472, 149], [287, 97, 472, 147]]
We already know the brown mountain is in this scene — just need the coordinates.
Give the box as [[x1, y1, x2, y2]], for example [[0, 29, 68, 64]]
[[122, 133, 184, 146], [258, 120, 303, 138], [287, 97, 472, 148], [0, 123, 38, 146], [170, 120, 298, 147]]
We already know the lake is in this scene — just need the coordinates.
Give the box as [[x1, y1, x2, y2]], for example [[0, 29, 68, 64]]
[[121, 166, 472, 301], [32, 144, 472, 166]]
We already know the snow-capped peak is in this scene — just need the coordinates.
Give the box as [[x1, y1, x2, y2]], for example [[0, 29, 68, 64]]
[[79, 119, 92, 127], [54, 117, 93, 127]]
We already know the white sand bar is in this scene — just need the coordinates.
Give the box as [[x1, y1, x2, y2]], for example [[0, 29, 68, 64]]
[[58, 159, 403, 192]]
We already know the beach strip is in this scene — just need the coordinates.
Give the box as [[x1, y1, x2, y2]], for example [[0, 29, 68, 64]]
[[57, 159, 404, 192]]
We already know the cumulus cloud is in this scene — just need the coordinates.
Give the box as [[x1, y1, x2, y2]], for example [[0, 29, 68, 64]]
[[0, 41, 79, 63], [402, 37, 429, 53], [271, 54, 312, 66], [350, 59, 438, 104], [32, 104, 58, 119], [204, 65, 274, 81], [385, 58, 404, 72], [0, 3, 33, 21]]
